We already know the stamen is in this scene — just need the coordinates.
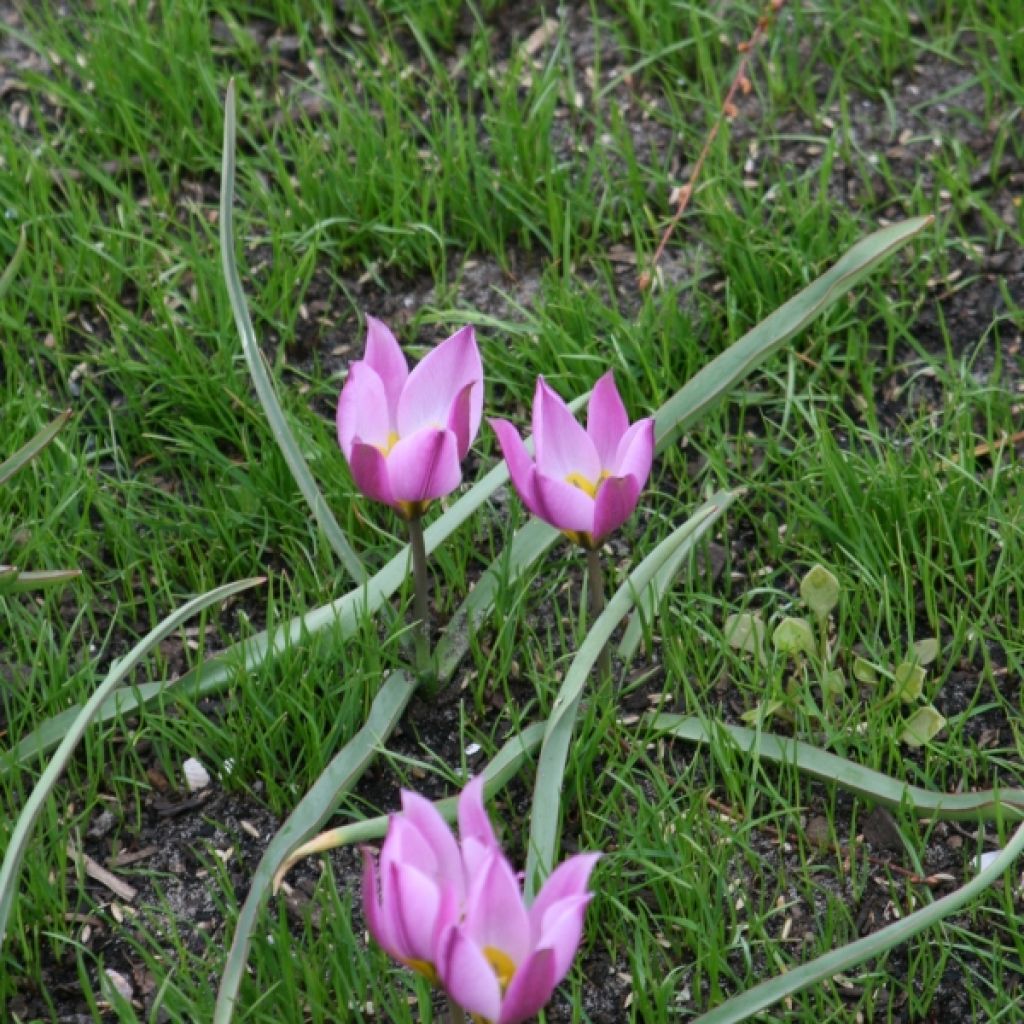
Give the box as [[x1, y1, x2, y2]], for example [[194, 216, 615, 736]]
[[483, 946, 517, 993]]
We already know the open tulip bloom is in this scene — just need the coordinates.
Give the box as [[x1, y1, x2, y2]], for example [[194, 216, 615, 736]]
[[362, 777, 599, 1024], [337, 316, 483, 521], [490, 372, 654, 552]]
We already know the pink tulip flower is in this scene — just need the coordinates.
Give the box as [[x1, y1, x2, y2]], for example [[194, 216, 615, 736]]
[[490, 372, 655, 548], [362, 777, 599, 1024], [337, 316, 483, 519]]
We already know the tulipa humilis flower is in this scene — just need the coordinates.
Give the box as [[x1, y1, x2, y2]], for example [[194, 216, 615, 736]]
[[362, 777, 599, 1024], [337, 316, 483, 680], [490, 371, 654, 551]]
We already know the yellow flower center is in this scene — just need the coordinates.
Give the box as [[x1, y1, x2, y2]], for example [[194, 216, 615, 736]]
[[564, 469, 609, 498], [378, 430, 400, 456], [401, 957, 439, 985], [483, 946, 517, 992]]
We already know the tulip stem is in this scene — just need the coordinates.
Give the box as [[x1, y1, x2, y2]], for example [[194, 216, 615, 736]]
[[446, 998, 466, 1024], [586, 547, 611, 680], [406, 516, 435, 685]]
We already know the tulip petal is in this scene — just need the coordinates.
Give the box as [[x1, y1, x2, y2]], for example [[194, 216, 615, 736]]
[[349, 441, 396, 508], [397, 325, 483, 441], [611, 417, 655, 486], [392, 862, 443, 964], [497, 947, 557, 1024], [534, 473, 596, 534], [533, 377, 600, 483], [386, 428, 462, 504], [457, 777, 499, 877], [534, 893, 592, 981], [586, 371, 629, 467], [401, 789, 464, 892], [447, 382, 477, 460], [490, 418, 541, 517], [591, 473, 642, 544], [337, 363, 391, 460], [364, 316, 408, 416], [528, 852, 601, 944], [439, 926, 503, 1024], [361, 847, 400, 958], [464, 852, 531, 968]]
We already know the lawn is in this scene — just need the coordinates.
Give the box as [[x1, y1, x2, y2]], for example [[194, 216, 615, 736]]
[[2, 0, 1023, 1021]]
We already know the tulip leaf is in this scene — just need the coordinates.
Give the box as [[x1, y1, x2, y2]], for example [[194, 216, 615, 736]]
[[270, 722, 547, 892], [653, 216, 932, 448], [0, 576, 264, 948], [690, 813, 1024, 1023], [524, 507, 719, 895], [214, 670, 418, 1023], [617, 488, 738, 663], [220, 80, 366, 586], [0, 409, 72, 488], [649, 713, 1024, 821]]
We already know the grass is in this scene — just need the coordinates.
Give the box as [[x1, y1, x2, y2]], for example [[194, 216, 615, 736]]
[[1, 0, 1023, 1020]]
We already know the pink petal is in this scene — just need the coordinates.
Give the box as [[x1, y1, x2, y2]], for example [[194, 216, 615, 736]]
[[533, 377, 600, 484], [337, 363, 390, 460], [439, 926, 502, 1023], [363, 316, 408, 416], [591, 474, 642, 544], [397, 325, 483, 440], [457, 777, 499, 877], [447, 382, 477, 460], [586, 371, 629, 467], [533, 893, 592, 981], [463, 852, 531, 968], [383, 814, 436, 875], [534, 473, 596, 534], [611, 418, 655, 486], [528, 852, 601, 943], [349, 441, 396, 508], [361, 847, 400, 959], [497, 948, 557, 1024], [386, 428, 462, 504], [400, 789, 464, 893], [490, 418, 541, 517], [391, 861, 443, 964]]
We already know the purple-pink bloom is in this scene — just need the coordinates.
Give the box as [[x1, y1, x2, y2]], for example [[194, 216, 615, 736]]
[[490, 371, 655, 548], [362, 777, 599, 1024], [337, 316, 483, 519]]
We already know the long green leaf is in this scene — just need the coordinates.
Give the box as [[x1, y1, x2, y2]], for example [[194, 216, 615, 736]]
[[617, 488, 738, 663], [650, 713, 1024, 821], [654, 215, 932, 446], [0, 577, 264, 948], [524, 506, 720, 895], [0, 568, 82, 594], [271, 721, 547, 891], [214, 670, 417, 1024], [693, 817, 1024, 1022], [0, 409, 72, 488], [3, 216, 931, 773], [220, 80, 366, 585]]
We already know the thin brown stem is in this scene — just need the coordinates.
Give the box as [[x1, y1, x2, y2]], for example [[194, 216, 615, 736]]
[[640, 0, 786, 291], [586, 546, 611, 680], [406, 515, 435, 686]]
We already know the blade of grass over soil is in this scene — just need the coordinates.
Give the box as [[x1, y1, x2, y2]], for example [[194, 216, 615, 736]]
[[0, 409, 72, 487], [651, 714, 1024, 821], [693, 817, 1024, 1023], [214, 669, 417, 1024], [220, 79, 366, 585], [0, 576, 264, 948]]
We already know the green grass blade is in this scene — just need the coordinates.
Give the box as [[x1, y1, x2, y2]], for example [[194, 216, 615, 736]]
[[272, 721, 548, 891], [213, 669, 418, 1024], [0, 409, 72, 487], [693, 817, 1024, 1023], [651, 714, 1024, 821], [0, 568, 83, 594], [654, 216, 933, 447], [220, 80, 366, 585], [617, 488, 739, 663], [0, 576, 264, 948], [0, 225, 26, 301], [524, 506, 720, 895]]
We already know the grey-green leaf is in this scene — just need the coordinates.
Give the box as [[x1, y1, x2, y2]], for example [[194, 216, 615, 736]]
[[900, 705, 946, 747], [800, 564, 840, 620], [772, 616, 816, 659]]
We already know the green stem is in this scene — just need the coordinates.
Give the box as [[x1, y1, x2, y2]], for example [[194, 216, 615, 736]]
[[586, 547, 610, 680], [407, 516, 435, 685]]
